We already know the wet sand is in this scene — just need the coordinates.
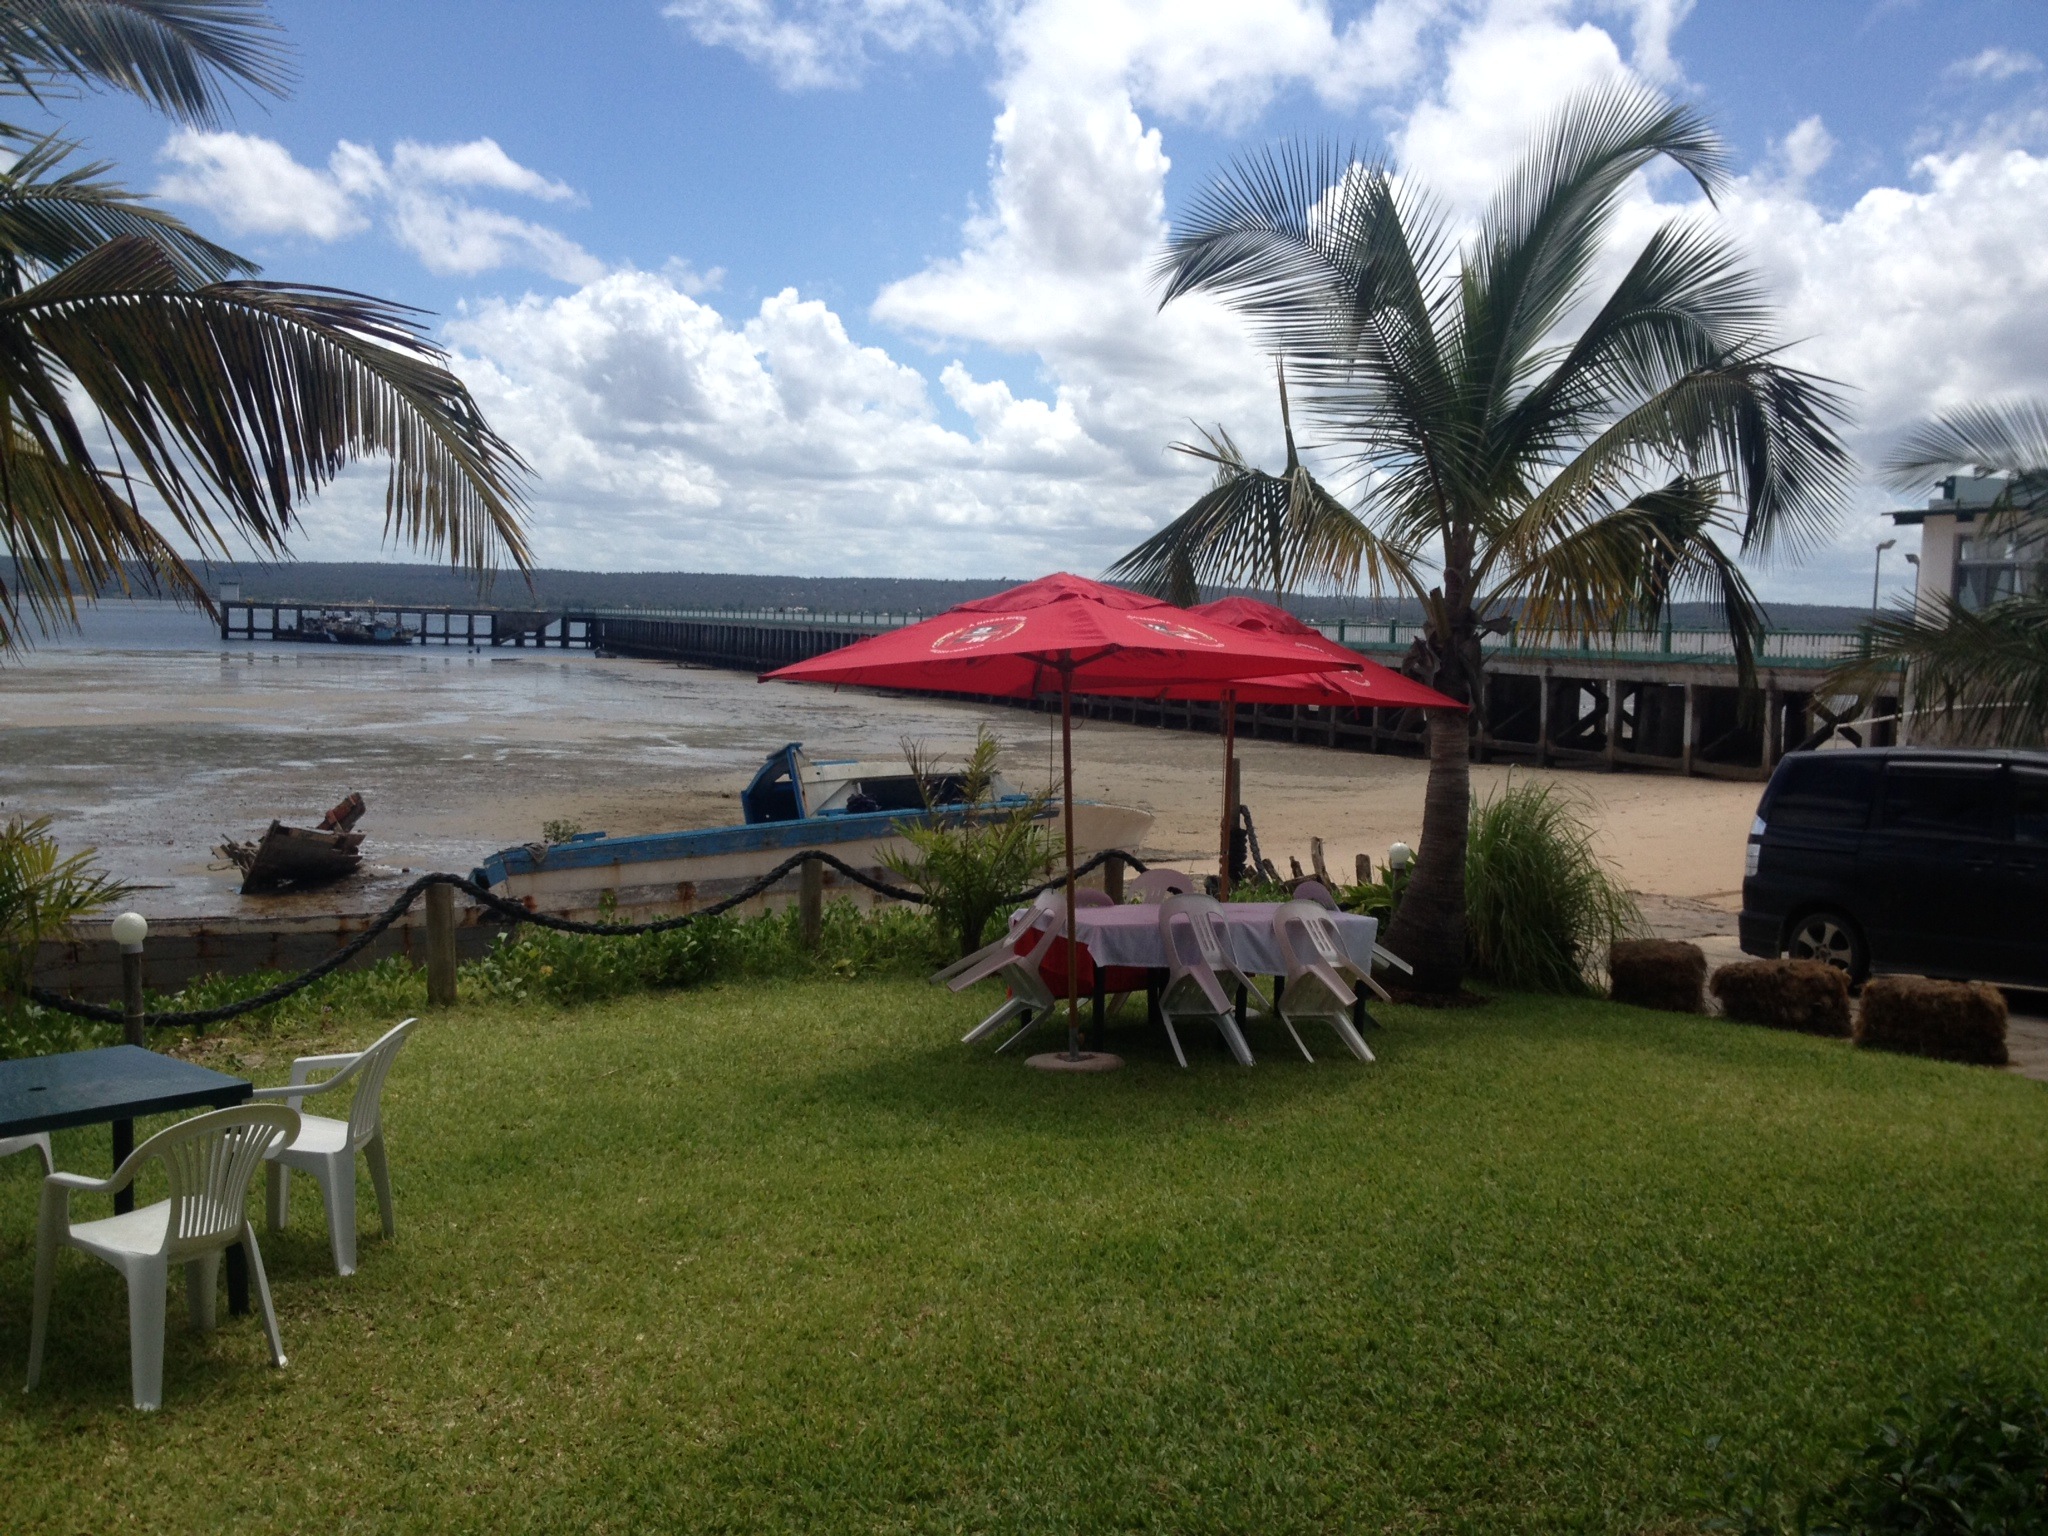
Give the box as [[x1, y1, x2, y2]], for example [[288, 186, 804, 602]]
[[1, 603, 1761, 923]]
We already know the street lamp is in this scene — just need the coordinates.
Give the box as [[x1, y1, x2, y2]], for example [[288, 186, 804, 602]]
[[1872, 538, 1897, 611]]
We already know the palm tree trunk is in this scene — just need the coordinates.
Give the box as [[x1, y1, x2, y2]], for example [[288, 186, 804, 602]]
[[1385, 713, 1471, 994]]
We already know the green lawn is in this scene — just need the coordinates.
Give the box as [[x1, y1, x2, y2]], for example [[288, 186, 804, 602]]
[[1, 979, 2043, 1533]]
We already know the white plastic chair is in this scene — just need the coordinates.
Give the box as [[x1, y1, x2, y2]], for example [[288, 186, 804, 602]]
[[1291, 879, 1339, 911], [251, 1018, 415, 1277], [946, 895, 1066, 1050], [28, 1103, 297, 1411], [1, 1133, 53, 1175], [1157, 895, 1262, 1068], [1272, 900, 1378, 1063], [930, 892, 1056, 990], [1129, 868, 1196, 904], [1073, 887, 1116, 909]]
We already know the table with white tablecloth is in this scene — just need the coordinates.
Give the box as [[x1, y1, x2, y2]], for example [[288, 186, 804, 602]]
[[1011, 902, 1377, 977]]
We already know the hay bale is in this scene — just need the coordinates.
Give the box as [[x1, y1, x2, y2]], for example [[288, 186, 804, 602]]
[[1855, 976, 2009, 1065], [1709, 959, 1852, 1037], [1609, 939, 1707, 1013]]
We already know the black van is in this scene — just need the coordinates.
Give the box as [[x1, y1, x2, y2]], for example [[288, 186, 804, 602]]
[[1740, 747, 2048, 985]]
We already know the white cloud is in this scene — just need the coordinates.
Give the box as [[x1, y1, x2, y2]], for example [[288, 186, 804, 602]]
[[156, 131, 367, 240], [154, 132, 600, 281], [1772, 114, 1836, 190], [1948, 47, 2041, 82], [662, 0, 978, 89]]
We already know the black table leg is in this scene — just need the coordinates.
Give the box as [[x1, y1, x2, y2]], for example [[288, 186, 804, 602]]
[[1090, 970, 1106, 1051], [226, 1242, 250, 1316], [1234, 981, 1248, 1032], [111, 1117, 134, 1214], [1354, 995, 1377, 1031]]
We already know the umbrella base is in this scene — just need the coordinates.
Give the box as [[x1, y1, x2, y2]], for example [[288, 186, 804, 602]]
[[1025, 1051, 1124, 1073]]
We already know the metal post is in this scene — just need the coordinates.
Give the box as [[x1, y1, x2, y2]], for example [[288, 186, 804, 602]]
[[424, 884, 458, 1007], [1217, 690, 1238, 900], [112, 913, 147, 1215], [799, 855, 824, 950], [1060, 667, 1083, 1060]]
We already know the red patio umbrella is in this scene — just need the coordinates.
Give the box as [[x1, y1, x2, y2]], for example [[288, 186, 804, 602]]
[[1167, 599, 1463, 897], [762, 574, 1352, 1063]]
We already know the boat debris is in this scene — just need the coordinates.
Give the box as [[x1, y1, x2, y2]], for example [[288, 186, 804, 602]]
[[216, 793, 367, 894]]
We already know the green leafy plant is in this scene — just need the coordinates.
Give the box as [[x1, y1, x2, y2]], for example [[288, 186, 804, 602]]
[[1463, 781, 1640, 994], [881, 729, 1055, 959], [541, 819, 584, 846], [1707, 1376, 2048, 1535], [0, 815, 133, 1019]]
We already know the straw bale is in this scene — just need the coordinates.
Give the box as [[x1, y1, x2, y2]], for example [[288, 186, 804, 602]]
[[1609, 939, 1707, 1014], [1855, 976, 2009, 1066], [1709, 959, 1852, 1037]]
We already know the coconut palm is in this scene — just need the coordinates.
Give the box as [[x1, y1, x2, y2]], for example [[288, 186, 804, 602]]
[[1149, 85, 1850, 992], [1825, 398, 2048, 746], [0, 0, 529, 654]]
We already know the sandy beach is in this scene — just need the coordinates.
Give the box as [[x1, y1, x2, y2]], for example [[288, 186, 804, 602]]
[[0, 604, 1760, 945]]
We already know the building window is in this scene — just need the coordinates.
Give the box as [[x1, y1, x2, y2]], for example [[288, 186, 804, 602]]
[[1954, 521, 2046, 610]]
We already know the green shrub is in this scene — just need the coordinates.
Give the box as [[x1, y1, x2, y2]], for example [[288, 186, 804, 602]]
[[0, 816, 134, 1019], [1464, 781, 1640, 994], [881, 728, 1055, 958], [1709, 1376, 2048, 1534]]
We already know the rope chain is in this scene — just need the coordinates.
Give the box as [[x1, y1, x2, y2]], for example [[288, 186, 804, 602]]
[[27, 847, 1149, 1030]]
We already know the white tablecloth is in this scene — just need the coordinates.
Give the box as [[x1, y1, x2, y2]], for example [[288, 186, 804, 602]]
[[1013, 902, 1377, 976]]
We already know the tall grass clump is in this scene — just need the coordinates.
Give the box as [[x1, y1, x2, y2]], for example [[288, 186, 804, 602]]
[[1464, 781, 1640, 994], [882, 728, 1056, 959]]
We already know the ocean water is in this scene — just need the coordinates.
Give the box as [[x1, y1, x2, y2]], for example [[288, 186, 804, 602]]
[[0, 601, 1051, 916]]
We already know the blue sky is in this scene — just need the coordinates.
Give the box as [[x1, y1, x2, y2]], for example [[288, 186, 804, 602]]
[[45, 1, 2048, 603]]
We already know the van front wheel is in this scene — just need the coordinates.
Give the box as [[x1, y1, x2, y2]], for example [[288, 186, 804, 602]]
[[1785, 909, 1867, 984]]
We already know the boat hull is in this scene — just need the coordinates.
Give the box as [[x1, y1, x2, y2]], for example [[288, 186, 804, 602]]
[[475, 802, 1154, 920]]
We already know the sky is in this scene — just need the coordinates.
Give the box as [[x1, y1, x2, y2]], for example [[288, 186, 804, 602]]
[[44, 0, 2048, 605]]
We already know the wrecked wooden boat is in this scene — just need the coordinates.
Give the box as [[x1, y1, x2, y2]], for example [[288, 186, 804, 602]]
[[218, 793, 367, 894]]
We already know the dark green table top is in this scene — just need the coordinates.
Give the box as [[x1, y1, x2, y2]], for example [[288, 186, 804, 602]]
[[0, 1045, 250, 1138]]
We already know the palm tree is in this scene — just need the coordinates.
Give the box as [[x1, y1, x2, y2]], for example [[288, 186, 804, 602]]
[[1149, 86, 1850, 993], [1826, 399, 2048, 746], [0, 1, 530, 655]]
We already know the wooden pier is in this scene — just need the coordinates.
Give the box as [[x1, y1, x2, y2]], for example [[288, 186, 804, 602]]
[[586, 606, 1897, 780], [220, 601, 596, 648]]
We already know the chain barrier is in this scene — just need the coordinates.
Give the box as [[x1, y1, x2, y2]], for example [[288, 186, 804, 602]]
[[28, 846, 1150, 1030]]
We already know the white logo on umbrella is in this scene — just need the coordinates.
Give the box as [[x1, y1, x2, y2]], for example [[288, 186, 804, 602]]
[[1125, 615, 1223, 647], [931, 615, 1026, 653]]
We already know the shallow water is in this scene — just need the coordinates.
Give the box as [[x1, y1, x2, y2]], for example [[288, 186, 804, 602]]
[[0, 602, 1055, 916]]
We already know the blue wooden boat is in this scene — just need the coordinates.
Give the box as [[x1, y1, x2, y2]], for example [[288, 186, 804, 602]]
[[471, 743, 1152, 916]]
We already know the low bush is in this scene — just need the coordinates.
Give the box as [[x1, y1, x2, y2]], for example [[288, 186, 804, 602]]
[[1609, 939, 1707, 1013], [1465, 781, 1640, 994], [1710, 959, 1852, 1037], [1856, 977, 2009, 1066], [1710, 1375, 2048, 1534], [1, 900, 953, 1058]]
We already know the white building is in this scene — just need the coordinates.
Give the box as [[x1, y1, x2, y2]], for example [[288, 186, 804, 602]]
[[1891, 470, 2040, 611]]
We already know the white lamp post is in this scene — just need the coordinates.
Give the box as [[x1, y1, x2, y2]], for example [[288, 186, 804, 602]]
[[1387, 841, 1414, 873], [110, 911, 148, 1048], [1872, 538, 1897, 611]]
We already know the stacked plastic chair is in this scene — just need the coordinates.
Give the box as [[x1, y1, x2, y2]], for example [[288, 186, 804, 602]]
[[1156, 894, 1263, 1067], [1271, 899, 1387, 1062]]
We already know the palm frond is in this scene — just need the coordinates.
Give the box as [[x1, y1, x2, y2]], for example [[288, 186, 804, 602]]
[[0, 235, 530, 578], [0, 130, 249, 286], [0, 0, 288, 125], [1466, 83, 1727, 426], [1826, 593, 2048, 748]]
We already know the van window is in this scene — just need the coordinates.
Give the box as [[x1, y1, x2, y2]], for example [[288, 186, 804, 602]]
[[1764, 754, 1879, 831], [1878, 761, 2008, 838], [2015, 766, 2048, 845]]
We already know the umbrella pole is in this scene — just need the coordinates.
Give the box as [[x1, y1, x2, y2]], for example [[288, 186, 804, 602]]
[[1060, 665, 1083, 1059], [1217, 689, 1237, 901]]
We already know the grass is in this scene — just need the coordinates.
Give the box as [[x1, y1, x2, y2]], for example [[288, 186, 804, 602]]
[[0, 978, 2044, 1533]]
